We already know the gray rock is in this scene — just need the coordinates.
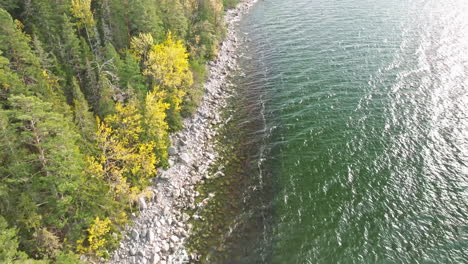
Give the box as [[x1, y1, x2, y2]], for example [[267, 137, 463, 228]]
[[147, 230, 155, 242], [138, 197, 147, 210], [214, 171, 225, 178], [131, 230, 139, 241], [168, 146, 177, 156], [154, 246, 161, 253], [151, 253, 161, 264], [141, 229, 147, 240], [182, 213, 190, 222], [129, 248, 137, 256], [137, 250, 145, 258], [179, 153, 191, 164], [162, 242, 170, 252], [170, 235, 179, 243]]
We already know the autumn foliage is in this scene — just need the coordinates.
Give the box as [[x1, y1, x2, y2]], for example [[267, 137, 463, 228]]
[[0, 0, 228, 261]]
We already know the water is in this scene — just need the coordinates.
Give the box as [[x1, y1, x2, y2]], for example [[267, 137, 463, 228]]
[[215, 0, 468, 263]]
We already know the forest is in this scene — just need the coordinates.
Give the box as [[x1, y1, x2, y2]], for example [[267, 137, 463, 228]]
[[0, 0, 237, 262]]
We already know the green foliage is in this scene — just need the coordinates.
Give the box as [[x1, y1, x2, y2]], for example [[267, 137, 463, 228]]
[[0, 216, 46, 264], [0, 0, 229, 259]]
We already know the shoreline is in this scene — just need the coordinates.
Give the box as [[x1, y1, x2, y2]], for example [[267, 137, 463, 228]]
[[107, 1, 257, 263]]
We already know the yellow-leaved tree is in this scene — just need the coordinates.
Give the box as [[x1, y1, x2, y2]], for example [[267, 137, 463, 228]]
[[89, 101, 157, 202], [77, 217, 111, 257], [145, 86, 170, 166], [70, 0, 95, 32], [130, 33, 154, 63], [143, 32, 193, 130]]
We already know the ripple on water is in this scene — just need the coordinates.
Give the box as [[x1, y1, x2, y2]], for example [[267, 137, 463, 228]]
[[220, 0, 468, 263]]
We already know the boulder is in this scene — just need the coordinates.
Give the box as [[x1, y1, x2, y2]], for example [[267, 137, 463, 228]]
[[179, 153, 191, 164], [168, 146, 177, 156], [154, 246, 161, 253], [182, 213, 190, 222], [151, 253, 161, 264], [147, 230, 155, 242], [138, 197, 147, 210], [131, 230, 139, 241], [170, 235, 179, 243], [162, 242, 170, 252]]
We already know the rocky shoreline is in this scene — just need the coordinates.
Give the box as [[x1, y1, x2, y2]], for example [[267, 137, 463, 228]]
[[106, 1, 257, 263]]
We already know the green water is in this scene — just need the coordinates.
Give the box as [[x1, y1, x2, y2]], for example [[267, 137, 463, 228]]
[[220, 0, 468, 263]]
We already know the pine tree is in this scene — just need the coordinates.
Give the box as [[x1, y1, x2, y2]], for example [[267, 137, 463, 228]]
[[1, 95, 88, 258], [71, 77, 97, 150], [0, 52, 26, 99], [159, 0, 189, 39], [0, 216, 46, 264], [119, 52, 147, 99]]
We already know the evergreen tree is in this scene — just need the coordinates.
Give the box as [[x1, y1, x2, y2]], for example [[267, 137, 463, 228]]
[[1, 95, 87, 258], [0, 216, 46, 264], [0, 0, 230, 259], [159, 0, 189, 39], [71, 77, 97, 150]]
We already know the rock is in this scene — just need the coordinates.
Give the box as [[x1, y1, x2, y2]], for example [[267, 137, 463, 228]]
[[137, 250, 145, 258], [138, 197, 147, 210], [170, 235, 180, 243], [168, 159, 175, 167], [179, 153, 191, 164], [131, 230, 139, 241], [173, 189, 180, 198], [182, 213, 190, 222], [147, 230, 155, 242], [141, 229, 147, 240], [151, 253, 161, 264], [168, 146, 177, 156], [129, 248, 137, 256], [214, 171, 225, 177], [162, 242, 170, 252]]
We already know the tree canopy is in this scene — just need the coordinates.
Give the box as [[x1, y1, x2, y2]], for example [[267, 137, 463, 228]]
[[0, 0, 231, 261]]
